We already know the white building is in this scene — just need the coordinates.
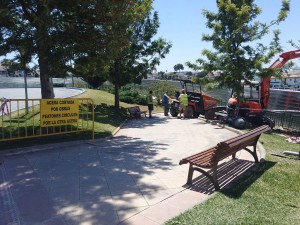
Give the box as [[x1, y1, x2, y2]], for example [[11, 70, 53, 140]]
[[13, 70, 26, 77], [284, 74, 300, 88], [0, 64, 9, 77], [270, 68, 300, 89], [270, 77, 282, 88]]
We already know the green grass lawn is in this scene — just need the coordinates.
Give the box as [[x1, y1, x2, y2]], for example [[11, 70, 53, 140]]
[[165, 132, 300, 225], [0, 89, 163, 150]]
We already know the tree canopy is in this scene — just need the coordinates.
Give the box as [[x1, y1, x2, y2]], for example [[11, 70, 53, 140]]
[[174, 63, 184, 72], [0, 0, 159, 99], [107, 10, 172, 108], [187, 0, 290, 97]]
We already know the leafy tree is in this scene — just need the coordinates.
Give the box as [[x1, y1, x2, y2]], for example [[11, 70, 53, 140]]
[[288, 40, 300, 49], [185, 71, 193, 77], [288, 40, 300, 67], [1, 59, 20, 75], [107, 9, 172, 109], [196, 71, 208, 78], [158, 71, 166, 79], [0, 1, 147, 98], [148, 81, 176, 104], [185, 60, 202, 71], [174, 63, 184, 72], [193, 0, 290, 112]]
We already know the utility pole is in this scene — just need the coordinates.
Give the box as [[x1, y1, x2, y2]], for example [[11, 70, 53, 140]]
[[24, 71, 29, 114]]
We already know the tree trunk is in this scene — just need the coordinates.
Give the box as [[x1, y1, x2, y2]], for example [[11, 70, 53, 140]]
[[39, 56, 54, 99], [236, 95, 241, 116], [114, 60, 120, 109], [34, 1, 54, 99], [36, 22, 54, 99]]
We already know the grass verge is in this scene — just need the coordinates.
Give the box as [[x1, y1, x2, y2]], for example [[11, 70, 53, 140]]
[[165, 132, 300, 225]]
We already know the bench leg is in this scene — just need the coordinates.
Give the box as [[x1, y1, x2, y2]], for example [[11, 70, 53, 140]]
[[244, 147, 259, 163], [187, 164, 220, 191], [187, 164, 194, 185], [232, 153, 236, 159], [212, 167, 220, 191]]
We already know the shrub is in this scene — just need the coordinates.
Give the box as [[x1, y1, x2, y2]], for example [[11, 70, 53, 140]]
[[119, 88, 147, 105], [74, 80, 88, 88], [148, 81, 177, 105]]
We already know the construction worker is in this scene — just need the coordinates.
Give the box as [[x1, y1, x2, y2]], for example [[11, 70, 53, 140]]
[[163, 91, 170, 116], [227, 94, 237, 116], [147, 90, 154, 118], [178, 89, 188, 119]]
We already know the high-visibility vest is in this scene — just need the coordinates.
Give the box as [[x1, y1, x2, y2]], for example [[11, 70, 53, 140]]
[[180, 94, 188, 106], [147, 94, 153, 104]]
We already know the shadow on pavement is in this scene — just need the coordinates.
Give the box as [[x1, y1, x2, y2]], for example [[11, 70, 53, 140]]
[[1, 133, 175, 224], [184, 159, 276, 197]]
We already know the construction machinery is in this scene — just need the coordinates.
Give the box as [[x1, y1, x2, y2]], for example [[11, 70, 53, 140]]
[[169, 79, 220, 118], [208, 49, 300, 129]]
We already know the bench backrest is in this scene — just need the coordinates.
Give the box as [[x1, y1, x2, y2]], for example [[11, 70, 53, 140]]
[[218, 125, 270, 147], [135, 106, 142, 113], [128, 106, 140, 115], [216, 125, 270, 161], [179, 125, 270, 167]]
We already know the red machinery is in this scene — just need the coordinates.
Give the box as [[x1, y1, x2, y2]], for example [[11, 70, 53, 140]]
[[240, 49, 300, 116], [211, 49, 300, 129], [261, 49, 300, 109]]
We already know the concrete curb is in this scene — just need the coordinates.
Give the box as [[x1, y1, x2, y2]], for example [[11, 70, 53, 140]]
[[112, 119, 128, 136]]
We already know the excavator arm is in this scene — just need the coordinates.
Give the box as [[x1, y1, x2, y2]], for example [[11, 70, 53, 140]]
[[261, 49, 300, 108]]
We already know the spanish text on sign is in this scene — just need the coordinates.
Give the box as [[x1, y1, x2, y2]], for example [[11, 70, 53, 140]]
[[40, 99, 79, 127]]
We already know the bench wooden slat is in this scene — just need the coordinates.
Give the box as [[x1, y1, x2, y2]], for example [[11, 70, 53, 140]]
[[219, 125, 270, 147], [179, 147, 217, 167], [179, 125, 270, 191]]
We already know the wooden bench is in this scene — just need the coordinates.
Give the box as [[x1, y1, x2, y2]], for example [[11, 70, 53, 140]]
[[127, 106, 147, 118], [179, 125, 271, 190]]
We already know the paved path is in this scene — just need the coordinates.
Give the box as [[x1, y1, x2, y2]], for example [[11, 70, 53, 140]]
[[0, 114, 261, 225]]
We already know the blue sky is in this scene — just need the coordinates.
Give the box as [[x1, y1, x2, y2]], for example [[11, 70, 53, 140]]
[[152, 0, 300, 72]]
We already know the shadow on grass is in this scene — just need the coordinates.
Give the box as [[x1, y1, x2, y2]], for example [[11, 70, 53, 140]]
[[93, 103, 128, 128], [184, 159, 276, 197]]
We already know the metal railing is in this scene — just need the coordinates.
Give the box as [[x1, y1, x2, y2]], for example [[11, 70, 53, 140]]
[[214, 99, 300, 131], [0, 98, 94, 142], [265, 110, 300, 131]]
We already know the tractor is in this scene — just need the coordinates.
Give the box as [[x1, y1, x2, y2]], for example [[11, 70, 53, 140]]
[[169, 79, 220, 118]]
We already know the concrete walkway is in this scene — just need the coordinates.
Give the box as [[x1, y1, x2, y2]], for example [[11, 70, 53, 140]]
[[0, 114, 262, 225]]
